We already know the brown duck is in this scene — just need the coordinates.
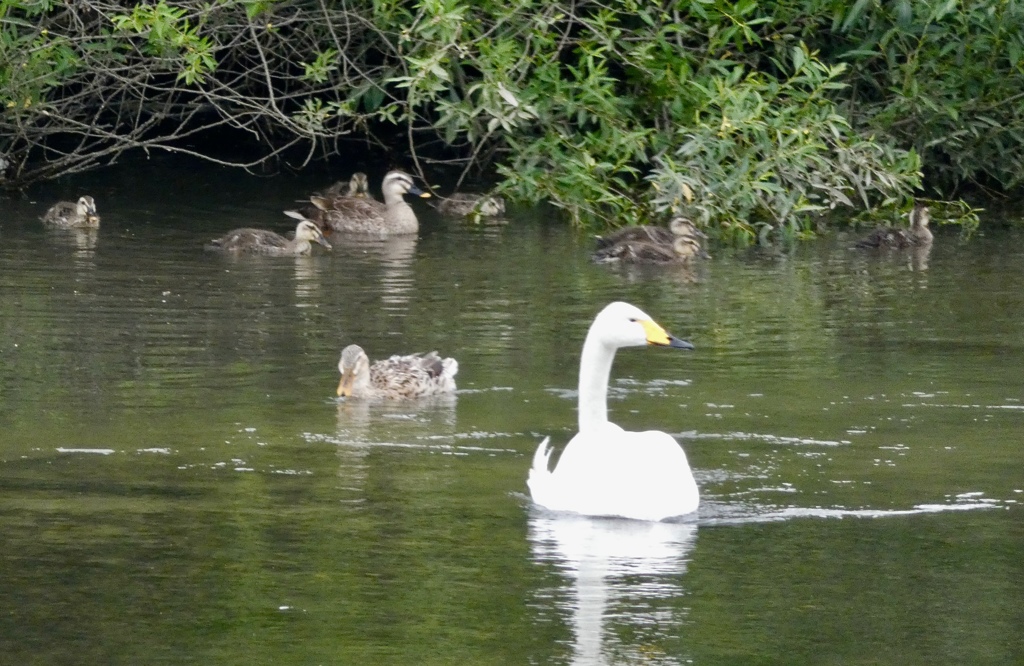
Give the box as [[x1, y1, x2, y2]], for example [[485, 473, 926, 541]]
[[206, 220, 332, 256], [286, 170, 430, 236], [336, 344, 458, 399], [593, 217, 709, 264], [42, 196, 100, 229], [856, 203, 933, 249]]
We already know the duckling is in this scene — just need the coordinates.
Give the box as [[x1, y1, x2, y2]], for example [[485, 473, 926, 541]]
[[41, 196, 100, 229], [206, 220, 332, 256], [595, 216, 702, 250], [319, 172, 374, 199], [856, 203, 933, 249], [437, 193, 506, 218], [592, 216, 708, 263], [337, 344, 458, 400], [287, 170, 430, 236], [289, 173, 377, 232], [599, 235, 707, 264]]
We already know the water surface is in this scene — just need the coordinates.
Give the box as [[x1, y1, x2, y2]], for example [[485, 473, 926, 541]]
[[1, 161, 1022, 664]]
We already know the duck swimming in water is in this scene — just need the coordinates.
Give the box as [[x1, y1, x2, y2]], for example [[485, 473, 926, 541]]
[[336, 344, 458, 400], [592, 217, 708, 264], [528, 301, 699, 521], [42, 196, 100, 229], [318, 172, 374, 200], [206, 220, 332, 256], [437, 193, 506, 218], [856, 203, 933, 249], [287, 170, 430, 236]]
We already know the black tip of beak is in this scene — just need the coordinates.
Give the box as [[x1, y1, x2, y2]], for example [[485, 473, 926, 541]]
[[668, 336, 694, 350]]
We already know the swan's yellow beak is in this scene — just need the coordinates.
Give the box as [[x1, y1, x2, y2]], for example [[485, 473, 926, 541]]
[[640, 319, 694, 350], [337, 370, 355, 397]]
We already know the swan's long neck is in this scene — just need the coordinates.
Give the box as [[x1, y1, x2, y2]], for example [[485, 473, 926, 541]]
[[578, 329, 616, 432]]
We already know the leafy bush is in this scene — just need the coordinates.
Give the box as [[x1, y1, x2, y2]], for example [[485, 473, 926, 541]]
[[391, 0, 920, 240], [0, 0, 1013, 241], [764, 0, 1024, 191], [647, 48, 921, 244]]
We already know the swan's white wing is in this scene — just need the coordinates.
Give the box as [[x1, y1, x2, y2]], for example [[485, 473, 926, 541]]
[[534, 426, 698, 521], [527, 437, 554, 506]]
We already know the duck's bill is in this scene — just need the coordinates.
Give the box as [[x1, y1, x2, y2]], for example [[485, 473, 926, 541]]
[[408, 185, 431, 198], [336, 372, 354, 397], [640, 319, 695, 350], [317, 236, 333, 250]]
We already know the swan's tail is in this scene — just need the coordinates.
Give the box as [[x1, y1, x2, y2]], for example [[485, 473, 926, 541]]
[[527, 437, 552, 502]]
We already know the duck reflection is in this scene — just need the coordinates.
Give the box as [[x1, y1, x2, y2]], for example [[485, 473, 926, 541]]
[[334, 234, 417, 267], [611, 260, 704, 285], [335, 393, 458, 445], [334, 398, 374, 441], [333, 234, 418, 315], [529, 513, 698, 665], [46, 227, 98, 258], [292, 255, 322, 302], [908, 242, 932, 272]]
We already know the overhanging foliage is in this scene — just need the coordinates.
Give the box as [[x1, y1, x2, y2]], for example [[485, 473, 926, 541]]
[[0, 0, 1013, 240]]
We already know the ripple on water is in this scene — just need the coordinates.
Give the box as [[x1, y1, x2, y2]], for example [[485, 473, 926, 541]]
[[681, 425, 1013, 525], [695, 496, 1003, 526], [690, 430, 851, 447], [545, 378, 693, 403], [306, 431, 521, 456]]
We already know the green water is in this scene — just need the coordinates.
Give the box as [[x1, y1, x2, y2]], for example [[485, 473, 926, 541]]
[[1, 162, 1022, 664]]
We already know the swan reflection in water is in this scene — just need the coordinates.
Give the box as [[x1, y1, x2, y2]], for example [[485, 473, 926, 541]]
[[528, 512, 698, 665]]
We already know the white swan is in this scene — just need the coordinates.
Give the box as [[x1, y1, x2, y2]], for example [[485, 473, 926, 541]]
[[528, 301, 699, 521]]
